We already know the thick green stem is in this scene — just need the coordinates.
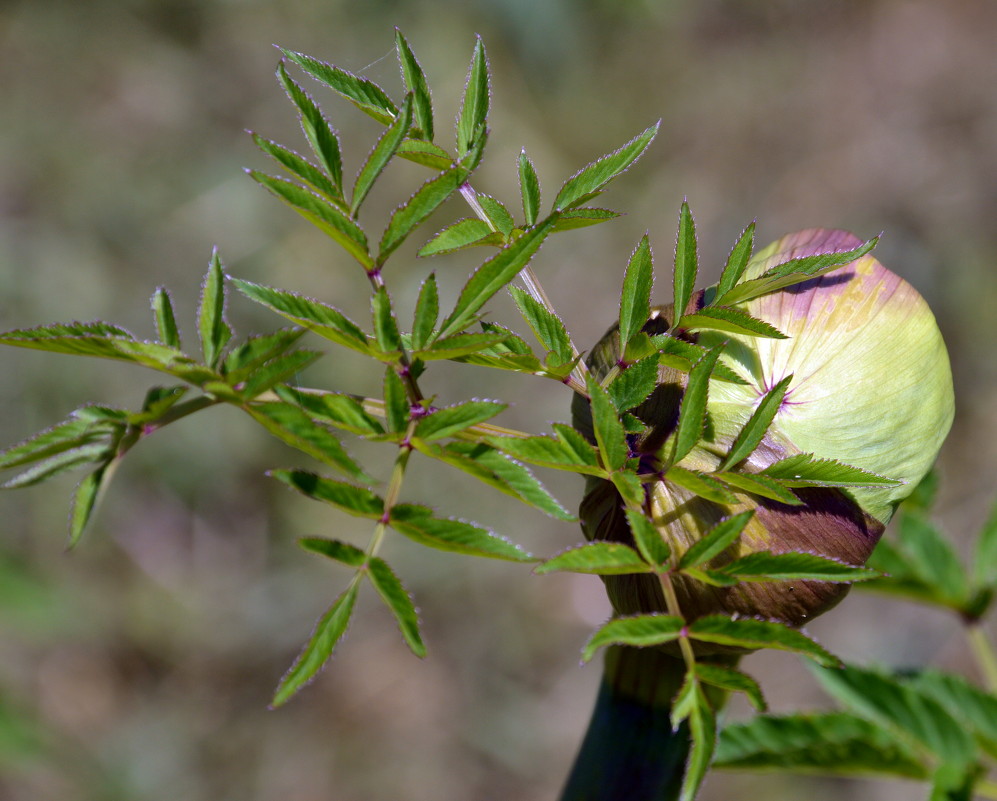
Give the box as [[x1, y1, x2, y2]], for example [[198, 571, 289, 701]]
[[967, 623, 997, 692]]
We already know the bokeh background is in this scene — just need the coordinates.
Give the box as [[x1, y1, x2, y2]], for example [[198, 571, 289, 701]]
[[2, 1, 996, 799]]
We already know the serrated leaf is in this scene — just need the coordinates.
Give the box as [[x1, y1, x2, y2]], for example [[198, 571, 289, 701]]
[[396, 139, 452, 169], [712, 472, 802, 505], [238, 349, 321, 399], [438, 218, 556, 338], [389, 504, 532, 561], [134, 386, 189, 423], [714, 221, 755, 303], [679, 306, 787, 339], [414, 400, 505, 441], [715, 712, 928, 779], [689, 616, 839, 667], [486, 431, 603, 476], [665, 465, 737, 505], [249, 172, 372, 269], [509, 287, 573, 365], [718, 374, 793, 471], [653, 335, 750, 385], [299, 537, 367, 567], [271, 469, 383, 518], [760, 453, 903, 488], [456, 37, 489, 157], [411, 274, 439, 351], [223, 329, 306, 379], [395, 30, 433, 141], [587, 375, 628, 472], [695, 663, 766, 711], [367, 556, 426, 657], [548, 207, 620, 232], [672, 201, 698, 324], [371, 286, 403, 358], [1, 443, 112, 489], [379, 167, 467, 265], [975, 497, 997, 590], [275, 386, 384, 436], [905, 669, 997, 759], [477, 195, 513, 237], [272, 582, 359, 707], [0, 414, 116, 471], [606, 355, 659, 413], [68, 462, 113, 547], [715, 551, 880, 583], [678, 510, 753, 569], [383, 367, 409, 434], [253, 134, 342, 204], [275, 63, 343, 193], [679, 679, 717, 801], [352, 94, 413, 216], [610, 470, 644, 507], [232, 279, 374, 355], [196, 252, 232, 368], [418, 217, 496, 257], [580, 614, 684, 662], [518, 150, 540, 227], [892, 513, 971, 607], [151, 287, 181, 349], [553, 122, 659, 211], [246, 403, 366, 480], [534, 541, 652, 576], [813, 664, 975, 764], [282, 49, 398, 125], [671, 345, 723, 466], [718, 236, 879, 306], [619, 235, 653, 351], [414, 332, 509, 361], [625, 507, 670, 566]]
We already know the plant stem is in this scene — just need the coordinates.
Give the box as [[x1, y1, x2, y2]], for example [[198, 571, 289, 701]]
[[366, 418, 416, 560], [967, 622, 997, 692]]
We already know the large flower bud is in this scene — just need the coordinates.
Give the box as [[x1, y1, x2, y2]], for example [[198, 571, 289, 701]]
[[574, 229, 954, 628]]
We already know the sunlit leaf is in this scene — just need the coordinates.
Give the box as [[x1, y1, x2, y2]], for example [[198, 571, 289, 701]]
[[534, 541, 652, 575], [509, 287, 573, 365], [518, 150, 540, 227], [689, 616, 839, 667], [581, 614, 684, 662], [368, 556, 426, 657], [389, 504, 533, 561], [352, 94, 413, 216], [548, 207, 620, 232], [665, 466, 737, 505], [299, 537, 367, 567], [270, 469, 383, 518], [670, 345, 722, 466], [68, 462, 113, 547], [625, 507, 671, 566], [761, 453, 902, 488], [253, 134, 342, 204], [714, 221, 755, 303], [198, 250, 232, 369], [414, 400, 505, 441], [715, 551, 880, 583], [282, 49, 398, 125], [275, 386, 384, 436], [679, 306, 787, 339], [418, 218, 495, 257], [371, 286, 403, 358], [678, 511, 753, 569], [718, 374, 793, 471], [411, 274, 439, 351], [606, 354, 659, 413], [276, 63, 344, 193], [456, 36, 489, 157], [678, 678, 717, 801], [618, 235, 653, 351], [587, 375, 628, 471], [151, 287, 181, 350], [486, 430, 603, 476], [238, 350, 321, 399], [383, 367, 409, 434], [695, 663, 766, 711], [395, 30, 434, 140], [1, 443, 112, 489], [712, 472, 802, 506], [672, 201, 698, 324]]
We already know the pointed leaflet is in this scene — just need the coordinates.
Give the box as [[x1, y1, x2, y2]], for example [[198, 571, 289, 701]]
[[396, 139, 452, 170], [694, 663, 766, 711], [654, 335, 750, 385], [276, 63, 343, 194], [549, 208, 620, 232], [618, 235, 653, 351], [383, 367, 409, 434], [379, 167, 467, 265], [367, 556, 426, 657], [625, 507, 671, 566], [232, 279, 374, 355], [371, 286, 403, 358], [678, 510, 754, 569], [272, 582, 359, 707], [270, 469, 384, 518], [411, 273, 439, 351], [197, 250, 232, 370], [761, 453, 902, 488], [457, 36, 489, 157], [718, 236, 879, 306], [678, 306, 787, 339], [509, 287, 573, 365], [414, 332, 510, 360], [518, 150, 540, 227], [581, 614, 684, 662], [2, 443, 113, 489], [890, 513, 971, 608], [69, 462, 113, 547], [250, 172, 372, 269], [299, 537, 367, 567], [671, 345, 723, 466], [282, 49, 398, 125], [438, 217, 556, 338], [352, 94, 412, 216], [0, 412, 118, 470], [414, 400, 506, 441], [253, 134, 341, 204], [606, 354, 659, 413], [718, 374, 793, 471], [587, 375, 628, 471], [813, 664, 976, 765], [151, 287, 181, 349], [477, 195, 514, 237], [238, 350, 321, 399], [688, 616, 839, 667], [676, 679, 717, 801], [274, 386, 383, 436], [246, 402, 367, 480], [486, 431, 603, 476], [224, 329, 307, 382], [713, 472, 802, 506], [418, 218, 496, 257], [394, 30, 434, 141], [665, 466, 737, 505], [714, 221, 755, 303], [389, 504, 533, 561], [672, 201, 698, 325], [714, 551, 880, 583], [534, 542, 652, 576], [714, 712, 928, 779], [553, 122, 659, 211], [611, 471, 644, 507], [974, 496, 997, 589], [906, 670, 997, 759]]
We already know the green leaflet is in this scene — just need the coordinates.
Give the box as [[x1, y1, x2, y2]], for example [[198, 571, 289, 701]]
[[413, 332, 510, 361], [367, 556, 426, 658], [352, 94, 413, 216], [509, 287, 573, 366], [275, 386, 384, 436], [712, 472, 802, 506], [905, 669, 997, 759], [713, 551, 880, 583], [679, 306, 787, 339], [0, 412, 118, 471], [675, 676, 716, 801], [237, 350, 321, 400], [270, 469, 384, 518], [253, 134, 342, 204], [678, 510, 753, 569], [456, 36, 489, 158], [410, 273, 439, 351], [718, 374, 793, 471], [371, 286, 403, 358], [975, 497, 997, 591], [586, 375, 628, 472], [151, 287, 181, 350], [389, 504, 533, 561], [414, 400, 506, 441], [477, 195, 514, 237], [670, 345, 723, 466], [272, 582, 359, 707], [534, 541, 652, 576], [395, 30, 434, 141], [224, 329, 307, 382], [69, 461, 114, 547], [486, 430, 601, 475], [548, 208, 620, 232], [688, 616, 839, 667], [653, 335, 750, 385], [624, 507, 671, 566], [1, 443, 113, 489], [275, 63, 344, 194], [383, 367, 409, 434], [418, 217, 496, 257], [518, 150, 540, 227], [552, 122, 659, 211], [889, 514, 971, 609], [665, 466, 737, 505], [396, 139, 452, 170], [581, 614, 685, 662], [605, 354, 659, 413], [618, 235, 653, 351], [282, 49, 398, 125], [714, 221, 755, 302], [694, 663, 766, 711], [299, 537, 367, 567], [760, 453, 902, 488], [715, 712, 928, 779], [672, 201, 698, 324]]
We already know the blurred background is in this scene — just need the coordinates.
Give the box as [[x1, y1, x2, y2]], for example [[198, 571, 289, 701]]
[[1, 1, 995, 799]]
